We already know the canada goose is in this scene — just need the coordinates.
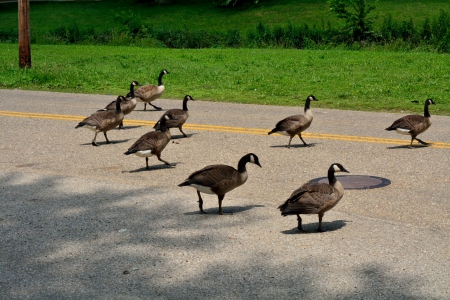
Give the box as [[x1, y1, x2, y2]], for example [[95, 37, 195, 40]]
[[278, 163, 349, 232], [124, 114, 176, 170], [178, 153, 262, 215], [101, 81, 140, 129], [75, 96, 124, 146], [385, 98, 436, 148], [135, 69, 169, 111], [268, 95, 318, 148], [153, 95, 194, 137]]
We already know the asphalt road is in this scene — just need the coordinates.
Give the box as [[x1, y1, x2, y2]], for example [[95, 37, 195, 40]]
[[1, 89, 449, 299]]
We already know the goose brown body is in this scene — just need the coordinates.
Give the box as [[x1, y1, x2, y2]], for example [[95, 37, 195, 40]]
[[268, 95, 318, 148], [124, 114, 174, 169], [385, 98, 435, 148], [154, 95, 194, 137], [178, 153, 262, 215], [278, 163, 349, 232], [102, 81, 140, 128], [135, 69, 169, 111], [76, 97, 124, 146]]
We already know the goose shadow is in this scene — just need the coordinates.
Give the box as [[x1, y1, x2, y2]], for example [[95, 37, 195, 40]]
[[387, 144, 431, 150], [116, 125, 142, 130], [184, 204, 265, 216], [171, 133, 197, 140], [137, 107, 165, 112], [80, 139, 131, 146], [281, 219, 349, 234], [126, 162, 180, 173], [270, 143, 319, 149]]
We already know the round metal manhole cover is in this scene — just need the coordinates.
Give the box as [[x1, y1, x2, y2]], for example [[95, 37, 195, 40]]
[[309, 175, 391, 190]]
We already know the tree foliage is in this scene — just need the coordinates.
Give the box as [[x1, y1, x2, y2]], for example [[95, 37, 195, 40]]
[[328, 0, 377, 41]]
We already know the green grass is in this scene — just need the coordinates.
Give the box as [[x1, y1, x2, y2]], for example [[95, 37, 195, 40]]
[[1, 0, 449, 35], [1, 43, 449, 115]]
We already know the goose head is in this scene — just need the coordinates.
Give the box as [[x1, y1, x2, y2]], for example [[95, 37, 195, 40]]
[[307, 95, 318, 102], [425, 99, 435, 106], [331, 163, 349, 174], [247, 153, 262, 168]]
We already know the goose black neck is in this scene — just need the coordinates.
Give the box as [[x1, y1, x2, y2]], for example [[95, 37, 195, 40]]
[[182, 97, 189, 111], [424, 101, 431, 118], [327, 166, 337, 185], [304, 98, 311, 113], [129, 83, 136, 98], [116, 98, 122, 112], [158, 72, 165, 86], [237, 155, 250, 173], [158, 116, 168, 132]]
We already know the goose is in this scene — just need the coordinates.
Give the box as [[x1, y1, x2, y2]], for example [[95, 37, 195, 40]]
[[385, 98, 435, 148], [278, 163, 349, 232], [101, 81, 140, 129], [75, 96, 124, 146], [134, 69, 169, 111], [178, 153, 262, 215], [124, 114, 176, 170], [268, 95, 318, 148], [153, 95, 194, 137]]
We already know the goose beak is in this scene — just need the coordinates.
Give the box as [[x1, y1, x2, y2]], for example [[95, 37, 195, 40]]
[[342, 168, 350, 173], [256, 161, 262, 168]]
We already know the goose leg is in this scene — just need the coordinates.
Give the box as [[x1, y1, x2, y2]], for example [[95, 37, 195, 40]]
[[298, 134, 310, 147], [297, 214, 303, 231], [92, 132, 99, 146], [148, 102, 162, 111], [144, 103, 147, 111], [409, 137, 414, 149], [317, 212, 325, 232], [145, 157, 149, 170], [287, 136, 293, 148], [218, 195, 224, 215], [156, 155, 171, 166], [104, 132, 110, 144], [179, 127, 187, 138], [197, 191, 206, 214], [119, 121, 124, 129]]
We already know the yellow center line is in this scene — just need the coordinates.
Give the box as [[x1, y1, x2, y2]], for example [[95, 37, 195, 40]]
[[1, 110, 449, 149]]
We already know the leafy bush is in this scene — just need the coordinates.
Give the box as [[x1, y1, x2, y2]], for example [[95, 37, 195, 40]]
[[219, 0, 259, 7]]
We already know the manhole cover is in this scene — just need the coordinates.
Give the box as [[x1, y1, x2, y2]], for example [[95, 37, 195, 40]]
[[309, 175, 391, 190]]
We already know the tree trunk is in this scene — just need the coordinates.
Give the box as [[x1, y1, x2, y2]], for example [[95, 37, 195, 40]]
[[19, 0, 31, 68]]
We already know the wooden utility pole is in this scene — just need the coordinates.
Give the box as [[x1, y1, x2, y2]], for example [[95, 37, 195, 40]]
[[18, 0, 31, 68]]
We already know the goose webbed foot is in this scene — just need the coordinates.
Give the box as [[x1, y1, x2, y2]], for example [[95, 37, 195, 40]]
[[415, 138, 428, 145], [149, 103, 162, 111], [92, 142, 99, 146]]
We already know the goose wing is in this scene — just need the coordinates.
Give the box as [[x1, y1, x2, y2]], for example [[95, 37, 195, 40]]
[[386, 115, 425, 131], [186, 165, 240, 191], [278, 183, 337, 215], [126, 131, 169, 153], [135, 84, 158, 99], [154, 109, 186, 129], [273, 115, 309, 132], [102, 100, 117, 111], [77, 110, 120, 128]]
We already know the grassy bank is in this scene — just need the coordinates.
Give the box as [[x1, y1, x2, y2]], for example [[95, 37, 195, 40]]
[[1, 0, 448, 33], [1, 44, 449, 115], [1, 1, 449, 52]]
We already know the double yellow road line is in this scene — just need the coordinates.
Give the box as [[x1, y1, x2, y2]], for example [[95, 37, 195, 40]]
[[1, 110, 449, 149]]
